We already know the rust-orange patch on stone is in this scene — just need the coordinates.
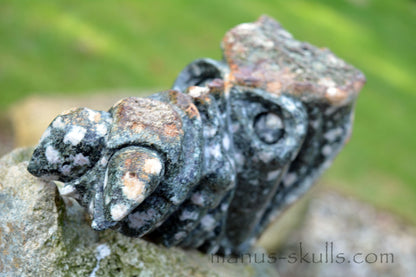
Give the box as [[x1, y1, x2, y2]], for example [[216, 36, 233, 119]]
[[221, 15, 365, 106], [207, 78, 225, 95], [131, 121, 145, 132], [122, 172, 145, 201], [185, 104, 200, 119], [123, 158, 133, 169], [163, 123, 182, 137], [168, 90, 200, 119], [266, 81, 282, 93], [94, 112, 102, 123], [140, 173, 150, 181]]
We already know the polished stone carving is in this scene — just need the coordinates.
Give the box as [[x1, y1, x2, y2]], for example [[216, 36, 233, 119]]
[[28, 15, 365, 256]]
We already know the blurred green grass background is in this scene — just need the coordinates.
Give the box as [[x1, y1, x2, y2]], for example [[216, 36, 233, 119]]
[[1, 0, 415, 223]]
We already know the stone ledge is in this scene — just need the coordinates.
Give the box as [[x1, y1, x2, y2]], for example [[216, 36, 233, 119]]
[[0, 147, 278, 277]]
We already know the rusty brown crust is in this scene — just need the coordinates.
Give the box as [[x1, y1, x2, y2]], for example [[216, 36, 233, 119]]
[[222, 15, 365, 106]]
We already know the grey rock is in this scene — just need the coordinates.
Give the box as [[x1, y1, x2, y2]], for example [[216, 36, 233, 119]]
[[0, 148, 279, 277], [275, 191, 416, 277]]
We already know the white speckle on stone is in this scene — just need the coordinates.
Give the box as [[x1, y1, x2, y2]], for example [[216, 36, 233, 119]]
[[209, 144, 222, 159], [327, 53, 345, 66], [143, 157, 162, 175], [285, 193, 298, 205], [191, 192, 204, 206], [188, 86, 209, 98], [89, 200, 95, 214], [96, 244, 111, 259], [170, 195, 180, 205], [103, 167, 109, 189], [326, 87, 338, 96], [318, 77, 337, 88], [238, 23, 256, 31], [73, 153, 90, 166], [322, 145, 332, 156], [87, 108, 98, 122], [234, 152, 245, 166], [222, 135, 231, 151], [201, 214, 216, 231], [110, 203, 129, 221], [100, 156, 108, 166], [267, 169, 281, 181], [210, 245, 220, 255], [91, 220, 98, 229], [45, 145, 61, 164], [286, 137, 296, 148], [226, 35, 235, 44], [286, 39, 302, 49], [324, 106, 338, 116], [90, 244, 111, 277], [261, 39, 274, 49], [258, 151, 274, 163], [179, 210, 199, 221], [174, 231, 187, 241], [221, 203, 229, 212], [281, 97, 296, 112], [296, 124, 306, 135], [203, 126, 217, 138], [59, 185, 76, 196], [95, 124, 108, 137], [105, 193, 111, 205], [121, 174, 145, 202], [264, 113, 283, 128], [60, 164, 72, 176], [64, 126, 87, 146], [283, 173, 297, 187], [128, 208, 157, 230], [52, 117, 65, 129], [295, 68, 304, 74], [263, 133, 275, 142], [324, 127, 343, 142], [313, 61, 325, 71]]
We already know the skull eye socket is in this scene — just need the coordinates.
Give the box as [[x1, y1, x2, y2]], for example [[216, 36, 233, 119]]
[[253, 112, 285, 144]]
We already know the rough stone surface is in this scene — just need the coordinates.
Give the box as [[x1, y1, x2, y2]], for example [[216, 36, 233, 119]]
[[26, 15, 365, 256], [0, 148, 279, 277], [275, 191, 416, 277]]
